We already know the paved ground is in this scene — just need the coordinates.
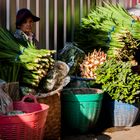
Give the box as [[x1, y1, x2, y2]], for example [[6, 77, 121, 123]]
[[103, 125, 140, 140], [63, 125, 140, 140]]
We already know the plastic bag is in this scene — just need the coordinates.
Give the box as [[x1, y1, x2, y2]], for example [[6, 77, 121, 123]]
[[58, 42, 85, 75], [3, 82, 20, 101], [42, 61, 70, 93], [20, 86, 36, 96], [0, 84, 13, 115]]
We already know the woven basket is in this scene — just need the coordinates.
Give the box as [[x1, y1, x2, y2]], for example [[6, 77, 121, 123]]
[[36, 91, 61, 140], [109, 100, 140, 126]]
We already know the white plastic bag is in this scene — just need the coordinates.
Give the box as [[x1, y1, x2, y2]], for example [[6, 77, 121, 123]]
[[0, 84, 13, 115], [44, 61, 70, 91]]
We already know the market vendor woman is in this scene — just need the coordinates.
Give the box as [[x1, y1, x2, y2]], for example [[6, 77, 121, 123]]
[[14, 8, 40, 48]]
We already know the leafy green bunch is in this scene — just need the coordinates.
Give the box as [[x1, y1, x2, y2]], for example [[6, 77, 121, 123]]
[[95, 59, 140, 104], [0, 27, 55, 87], [74, 2, 140, 58], [107, 29, 139, 61]]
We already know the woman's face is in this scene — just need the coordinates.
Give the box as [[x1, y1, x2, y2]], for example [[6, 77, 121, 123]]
[[19, 17, 34, 34]]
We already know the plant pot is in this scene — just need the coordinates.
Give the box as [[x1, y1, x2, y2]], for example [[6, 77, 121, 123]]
[[109, 100, 140, 127], [61, 88, 103, 134]]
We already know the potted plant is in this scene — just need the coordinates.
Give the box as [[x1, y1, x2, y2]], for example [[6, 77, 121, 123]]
[[95, 59, 140, 126]]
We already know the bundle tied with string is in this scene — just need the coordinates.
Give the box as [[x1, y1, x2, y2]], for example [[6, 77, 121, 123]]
[[15, 47, 26, 61], [106, 26, 115, 47], [74, 2, 140, 62], [0, 27, 56, 88]]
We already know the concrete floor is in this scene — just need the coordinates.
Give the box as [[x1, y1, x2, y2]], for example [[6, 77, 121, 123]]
[[63, 125, 140, 140]]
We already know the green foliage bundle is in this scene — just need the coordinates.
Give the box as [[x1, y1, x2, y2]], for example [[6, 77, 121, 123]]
[[95, 59, 140, 104], [74, 2, 140, 61], [0, 27, 55, 87]]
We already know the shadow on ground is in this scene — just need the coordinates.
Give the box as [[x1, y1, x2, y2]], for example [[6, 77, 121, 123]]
[[62, 133, 111, 140]]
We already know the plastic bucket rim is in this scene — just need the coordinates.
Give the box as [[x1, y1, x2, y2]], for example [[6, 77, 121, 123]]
[[62, 88, 103, 94], [0, 103, 49, 117]]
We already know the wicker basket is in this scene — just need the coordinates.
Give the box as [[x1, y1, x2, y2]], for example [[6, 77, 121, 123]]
[[36, 91, 61, 140]]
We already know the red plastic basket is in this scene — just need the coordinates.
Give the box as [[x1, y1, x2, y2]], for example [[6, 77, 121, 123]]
[[0, 95, 49, 140]]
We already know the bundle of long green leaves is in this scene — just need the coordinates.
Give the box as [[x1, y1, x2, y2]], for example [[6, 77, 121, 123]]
[[0, 27, 55, 87], [74, 3, 140, 60], [95, 59, 140, 104]]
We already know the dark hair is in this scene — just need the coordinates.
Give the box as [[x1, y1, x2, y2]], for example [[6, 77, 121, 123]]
[[16, 8, 40, 29]]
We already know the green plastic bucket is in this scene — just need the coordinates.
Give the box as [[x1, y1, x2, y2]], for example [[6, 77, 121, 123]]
[[61, 88, 103, 133]]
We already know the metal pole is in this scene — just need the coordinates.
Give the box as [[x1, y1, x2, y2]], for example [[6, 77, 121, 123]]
[[36, 0, 39, 41], [27, 0, 30, 9], [63, 0, 67, 46], [54, 0, 58, 52], [46, 0, 49, 49], [6, 0, 10, 30]]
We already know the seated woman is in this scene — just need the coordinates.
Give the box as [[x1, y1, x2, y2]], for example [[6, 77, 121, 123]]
[[14, 8, 40, 48]]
